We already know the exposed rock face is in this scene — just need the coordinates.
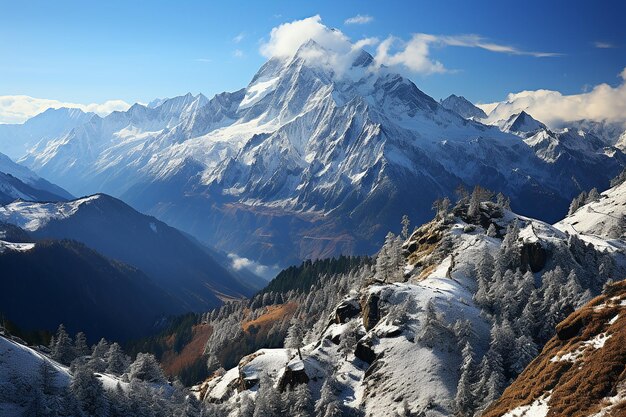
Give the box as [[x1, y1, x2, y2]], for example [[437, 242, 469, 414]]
[[361, 293, 381, 330], [520, 241, 548, 272], [278, 362, 309, 391], [335, 299, 361, 324], [483, 280, 626, 417], [354, 338, 378, 364]]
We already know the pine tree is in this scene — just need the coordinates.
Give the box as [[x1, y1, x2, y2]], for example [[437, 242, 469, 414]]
[[74, 332, 90, 357], [292, 383, 314, 417], [315, 377, 337, 417], [454, 342, 475, 417], [52, 324, 75, 365], [284, 317, 305, 360], [401, 215, 410, 240], [106, 343, 130, 375], [71, 367, 109, 417], [129, 352, 166, 383], [486, 223, 498, 237], [339, 320, 358, 360], [512, 334, 538, 375], [253, 374, 282, 417]]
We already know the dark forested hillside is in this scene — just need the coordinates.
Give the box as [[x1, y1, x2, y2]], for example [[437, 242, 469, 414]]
[[0, 239, 179, 342]]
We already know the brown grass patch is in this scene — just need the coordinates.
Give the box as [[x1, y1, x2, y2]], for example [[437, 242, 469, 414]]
[[242, 302, 297, 332], [483, 281, 626, 417], [161, 324, 213, 375]]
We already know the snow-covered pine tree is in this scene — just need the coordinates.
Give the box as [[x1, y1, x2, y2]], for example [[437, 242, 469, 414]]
[[129, 352, 166, 383], [74, 332, 90, 357], [52, 324, 75, 365], [71, 367, 109, 417], [285, 317, 305, 360], [253, 373, 282, 417], [454, 341, 475, 417], [106, 342, 130, 375]]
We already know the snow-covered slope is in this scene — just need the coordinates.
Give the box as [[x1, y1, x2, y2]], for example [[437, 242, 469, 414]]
[[198, 197, 624, 416], [13, 41, 626, 266], [440, 94, 487, 120], [555, 178, 626, 242]]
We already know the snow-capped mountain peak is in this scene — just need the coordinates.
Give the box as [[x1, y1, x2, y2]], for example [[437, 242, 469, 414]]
[[440, 94, 488, 120], [502, 110, 547, 136]]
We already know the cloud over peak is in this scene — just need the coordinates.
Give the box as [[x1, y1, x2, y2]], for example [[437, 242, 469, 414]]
[[259, 16, 561, 78]]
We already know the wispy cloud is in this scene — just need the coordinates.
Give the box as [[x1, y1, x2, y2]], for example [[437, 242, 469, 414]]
[[345, 14, 373, 25], [233, 32, 245, 43], [436, 34, 562, 57], [594, 41, 615, 49], [194, 58, 212, 63], [374, 33, 561, 75], [233, 49, 244, 58], [0, 95, 131, 124]]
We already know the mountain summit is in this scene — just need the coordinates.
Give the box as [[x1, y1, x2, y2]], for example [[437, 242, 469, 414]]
[[4, 42, 626, 266]]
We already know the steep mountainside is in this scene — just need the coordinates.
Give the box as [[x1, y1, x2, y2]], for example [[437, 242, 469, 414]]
[[0, 194, 260, 311], [483, 280, 626, 417], [11, 41, 625, 267], [0, 225, 179, 342], [195, 188, 624, 416]]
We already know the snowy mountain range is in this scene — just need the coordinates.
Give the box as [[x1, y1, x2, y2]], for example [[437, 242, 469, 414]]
[[3, 41, 625, 267]]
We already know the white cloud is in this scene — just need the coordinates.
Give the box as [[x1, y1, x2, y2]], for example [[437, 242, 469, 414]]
[[260, 15, 353, 59], [259, 15, 379, 78], [259, 16, 560, 79], [594, 41, 615, 49], [233, 32, 245, 43], [436, 34, 561, 57], [373, 33, 560, 75], [0, 95, 131, 124], [345, 14, 373, 25], [227, 253, 280, 280], [233, 49, 244, 58], [478, 67, 626, 127], [194, 58, 212, 63], [374, 34, 446, 75]]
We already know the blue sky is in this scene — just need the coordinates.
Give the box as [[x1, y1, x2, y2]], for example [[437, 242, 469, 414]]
[[1, 0, 625, 107]]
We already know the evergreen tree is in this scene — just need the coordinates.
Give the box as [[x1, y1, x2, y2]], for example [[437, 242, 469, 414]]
[[401, 215, 410, 240], [106, 343, 130, 375], [74, 332, 90, 357], [292, 383, 314, 417], [285, 317, 305, 360], [454, 342, 475, 417], [129, 352, 166, 383], [71, 367, 109, 417], [339, 320, 358, 360], [52, 324, 75, 365], [253, 374, 282, 417]]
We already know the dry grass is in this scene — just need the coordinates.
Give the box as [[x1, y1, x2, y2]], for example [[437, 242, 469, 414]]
[[161, 323, 213, 375], [242, 302, 297, 332], [483, 281, 626, 417]]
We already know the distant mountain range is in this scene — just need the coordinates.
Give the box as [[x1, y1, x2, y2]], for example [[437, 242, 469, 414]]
[[3, 41, 626, 269]]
